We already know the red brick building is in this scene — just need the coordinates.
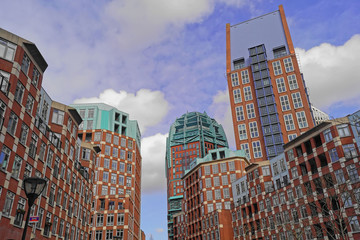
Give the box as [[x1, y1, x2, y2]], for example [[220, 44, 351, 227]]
[[0, 28, 145, 240], [226, 5, 315, 162], [173, 148, 249, 240], [232, 117, 360, 240]]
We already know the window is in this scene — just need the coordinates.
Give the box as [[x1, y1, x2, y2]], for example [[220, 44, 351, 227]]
[[105, 145, 111, 155], [87, 120, 93, 130], [342, 192, 352, 207], [0, 71, 10, 95], [276, 77, 286, 93], [205, 178, 212, 188], [283, 114, 295, 131], [215, 189, 221, 200], [283, 58, 294, 72], [101, 186, 108, 195], [262, 166, 270, 176], [231, 73, 239, 86], [272, 61, 282, 75], [235, 106, 244, 121], [206, 190, 213, 201], [347, 164, 359, 183], [329, 148, 339, 162], [335, 169, 345, 184], [14, 82, 25, 104], [296, 111, 308, 128], [249, 121, 259, 138], [234, 58, 245, 70], [343, 144, 357, 159], [337, 124, 350, 137], [102, 172, 109, 182], [280, 95, 291, 111], [238, 124, 247, 140], [97, 214, 104, 226], [7, 112, 18, 135], [21, 53, 30, 74], [126, 177, 131, 187], [31, 66, 40, 87], [25, 94, 35, 114], [288, 134, 297, 141], [117, 213, 124, 225], [252, 141, 262, 158], [323, 129, 333, 142], [287, 74, 298, 90], [52, 109, 64, 125], [107, 214, 114, 226], [291, 92, 303, 109], [118, 175, 124, 185], [0, 38, 16, 60], [220, 162, 227, 172], [291, 167, 298, 178], [273, 46, 286, 59], [246, 103, 255, 119], [272, 162, 279, 175], [11, 155, 22, 178], [2, 191, 15, 216], [212, 164, 218, 174], [349, 216, 360, 232], [240, 143, 250, 158], [243, 86, 252, 101], [241, 70, 250, 84], [222, 175, 229, 185]]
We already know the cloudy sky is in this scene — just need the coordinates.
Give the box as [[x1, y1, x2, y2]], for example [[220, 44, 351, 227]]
[[2, 0, 360, 238]]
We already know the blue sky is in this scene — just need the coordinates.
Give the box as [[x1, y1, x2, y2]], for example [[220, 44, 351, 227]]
[[2, 0, 360, 239]]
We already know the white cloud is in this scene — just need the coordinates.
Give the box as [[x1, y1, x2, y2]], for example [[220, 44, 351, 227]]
[[73, 89, 170, 133], [296, 34, 360, 111], [104, 0, 213, 50], [140, 133, 168, 193], [208, 90, 236, 150]]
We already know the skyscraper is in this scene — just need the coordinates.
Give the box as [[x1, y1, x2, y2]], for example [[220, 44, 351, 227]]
[[165, 112, 228, 239], [71, 103, 142, 240], [226, 5, 315, 162]]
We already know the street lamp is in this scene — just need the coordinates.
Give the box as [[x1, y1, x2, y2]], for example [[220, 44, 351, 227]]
[[21, 177, 47, 240]]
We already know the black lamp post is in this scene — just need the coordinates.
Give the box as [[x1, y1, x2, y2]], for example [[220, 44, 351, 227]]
[[21, 177, 47, 240]]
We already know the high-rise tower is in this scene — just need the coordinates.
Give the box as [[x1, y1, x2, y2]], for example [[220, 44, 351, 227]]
[[165, 112, 228, 239], [226, 5, 315, 162], [71, 103, 142, 240]]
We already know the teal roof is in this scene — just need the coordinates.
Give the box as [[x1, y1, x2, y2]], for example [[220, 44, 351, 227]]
[[70, 103, 141, 148], [165, 111, 228, 169]]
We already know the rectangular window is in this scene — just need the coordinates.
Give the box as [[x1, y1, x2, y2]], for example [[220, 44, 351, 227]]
[[231, 73, 239, 86], [252, 141, 262, 158], [25, 94, 35, 114], [238, 124, 247, 140], [206, 190, 213, 201], [241, 70, 250, 84], [233, 89, 242, 104], [52, 109, 64, 125], [0, 38, 16, 61], [291, 92, 303, 109], [246, 103, 255, 119], [220, 163, 227, 172], [296, 111, 308, 128], [280, 95, 291, 111], [284, 114, 295, 131], [11, 155, 22, 178], [329, 148, 339, 162], [32, 67, 40, 87], [7, 112, 18, 135], [240, 143, 250, 158], [14, 81, 25, 104], [272, 61, 282, 76], [2, 191, 15, 216], [235, 106, 244, 121], [249, 121, 259, 138], [243, 86, 252, 101], [21, 53, 30, 74], [337, 124, 350, 137], [343, 144, 357, 159], [283, 58, 294, 72], [221, 175, 229, 185], [276, 77, 286, 93], [19, 123, 29, 145], [0, 71, 10, 95], [347, 164, 359, 183], [287, 74, 298, 90], [335, 169, 346, 184]]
